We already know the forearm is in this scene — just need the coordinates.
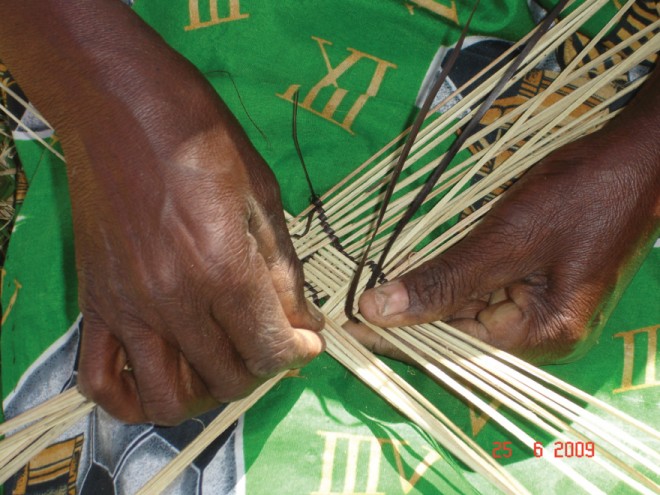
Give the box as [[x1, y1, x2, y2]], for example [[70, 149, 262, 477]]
[[0, 0, 226, 146]]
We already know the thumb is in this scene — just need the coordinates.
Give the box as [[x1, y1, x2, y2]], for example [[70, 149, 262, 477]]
[[358, 242, 523, 328], [251, 204, 325, 332]]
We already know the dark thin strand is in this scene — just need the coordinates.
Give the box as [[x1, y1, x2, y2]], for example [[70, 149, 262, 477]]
[[205, 69, 270, 148], [313, 197, 342, 248], [290, 90, 319, 240], [291, 210, 315, 239], [364, 0, 570, 294], [289, 89, 387, 292], [292, 90, 318, 200], [344, 0, 570, 319], [290, 92, 384, 283], [290, 93, 347, 256], [302, 198, 387, 284], [344, 0, 481, 320]]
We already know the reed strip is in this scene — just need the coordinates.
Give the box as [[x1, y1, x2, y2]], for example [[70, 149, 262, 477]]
[[0, 102, 64, 161], [0, 401, 94, 484], [135, 375, 284, 495], [0, 388, 86, 436]]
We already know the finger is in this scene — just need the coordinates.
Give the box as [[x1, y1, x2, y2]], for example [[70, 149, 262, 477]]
[[450, 285, 533, 355], [342, 319, 412, 363], [476, 300, 529, 351], [448, 301, 528, 352], [446, 298, 489, 320], [77, 316, 146, 424], [210, 235, 325, 382], [172, 316, 262, 404], [250, 200, 324, 332], [448, 318, 491, 344], [358, 229, 533, 328], [122, 323, 219, 425]]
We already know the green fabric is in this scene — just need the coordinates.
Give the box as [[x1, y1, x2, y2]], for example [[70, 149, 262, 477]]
[[133, 0, 537, 215], [2, 1, 658, 494], [1, 140, 78, 394]]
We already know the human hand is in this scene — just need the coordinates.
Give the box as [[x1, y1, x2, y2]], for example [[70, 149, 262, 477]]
[[357, 110, 659, 364], [72, 105, 324, 425], [70, 67, 327, 426], [0, 0, 324, 425]]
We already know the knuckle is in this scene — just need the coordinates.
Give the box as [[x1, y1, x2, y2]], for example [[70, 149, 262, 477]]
[[139, 270, 177, 303], [406, 258, 461, 312], [271, 251, 304, 292], [138, 378, 197, 426], [77, 369, 113, 405], [206, 233, 256, 286]]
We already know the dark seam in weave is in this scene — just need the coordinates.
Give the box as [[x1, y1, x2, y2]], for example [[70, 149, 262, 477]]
[[304, 281, 322, 305], [291, 90, 386, 289], [301, 196, 387, 286]]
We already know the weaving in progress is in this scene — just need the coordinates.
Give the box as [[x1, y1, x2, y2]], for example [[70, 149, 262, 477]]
[[0, 0, 659, 494]]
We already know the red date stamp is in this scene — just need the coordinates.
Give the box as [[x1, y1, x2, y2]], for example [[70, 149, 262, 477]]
[[492, 441, 595, 458], [491, 441, 513, 458], [534, 441, 595, 458]]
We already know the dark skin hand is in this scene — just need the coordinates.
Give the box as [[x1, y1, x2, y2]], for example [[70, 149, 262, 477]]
[[0, 0, 324, 425], [357, 68, 660, 365]]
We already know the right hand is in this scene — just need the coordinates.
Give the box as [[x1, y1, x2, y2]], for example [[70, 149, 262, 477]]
[[72, 97, 325, 425], [0, 0, 325, 425]]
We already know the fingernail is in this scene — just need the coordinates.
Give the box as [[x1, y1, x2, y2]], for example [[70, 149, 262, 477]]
[[306, 300, 324, 322], [374, 281, 409, 317]]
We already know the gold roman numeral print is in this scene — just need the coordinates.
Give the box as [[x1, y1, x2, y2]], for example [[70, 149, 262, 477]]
[[408, 0, 459, 24], [468, 399, 501, 437], [312, 430, 442, 494], [185, 0, 249, 31], [278, 37, 397, 135], [613, 325, 660, 394]]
